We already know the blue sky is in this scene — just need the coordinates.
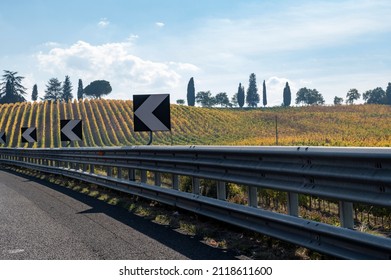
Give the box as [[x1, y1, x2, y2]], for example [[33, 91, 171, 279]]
[[1, 0, 390, 105]]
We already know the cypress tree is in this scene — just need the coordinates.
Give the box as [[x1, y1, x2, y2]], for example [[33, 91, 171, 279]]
[[77, 79, 84, 100], [246, 73, 259, 107], [283, 82, 291, 107], [62, 75, 73, 102], [237, 82, 244, 108], [187, 77, 195, 106], [31, 84, 38, 101], [262, 80, 267, 107]]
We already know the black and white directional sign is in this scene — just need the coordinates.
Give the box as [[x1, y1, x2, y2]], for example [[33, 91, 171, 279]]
[[133, 94, 171, 132], [60, 119, 83, 142], [21, 127, 37, 143], [0, 131, 5, 144]]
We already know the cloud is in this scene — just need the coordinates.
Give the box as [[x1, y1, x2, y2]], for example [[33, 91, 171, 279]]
[[35, 40, 199, 100], [155, 22, 165, 28], [98, 18, 110, 28]]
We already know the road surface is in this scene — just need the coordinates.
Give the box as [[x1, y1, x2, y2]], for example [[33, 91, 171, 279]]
[[0, 167, 238, 260]]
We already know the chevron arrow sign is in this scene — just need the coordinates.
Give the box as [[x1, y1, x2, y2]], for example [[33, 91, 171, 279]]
[[133, 94, 171, 132], [0, 131, 5, 144], [21, 127, 37, 143], [60, 119, 83, 142]]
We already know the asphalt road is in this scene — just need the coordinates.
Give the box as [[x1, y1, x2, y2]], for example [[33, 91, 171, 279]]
[[0, 167, 238, 260]]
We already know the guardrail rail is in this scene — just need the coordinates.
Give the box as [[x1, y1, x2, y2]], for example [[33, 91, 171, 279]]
[[1, 146, 390, 259]]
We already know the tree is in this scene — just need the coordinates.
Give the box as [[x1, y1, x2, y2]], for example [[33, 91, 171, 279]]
[[77, 79, 84, 100], [196, 91, 215, 107], [386, 82, 391, 105], [176, 99, 185, 105], [31, 84, 38, 101], [283, 82, 291, 107], [295, 87, 325, 105], [237, 82, 245, 108], [0, 70, 27, 104], [334, 96, 343, 105], [345, 88, 360, 105], [246, 73, 259, 107], [262, 80, 267, 107], [363, 87, 386, 104], [43, 78, 63, 101], [62, 75, 73, 102], [187, 77, 195, 106], [231, 92, 238, 107], [84, 80, 112, 99], [215, 92, 230, 107]]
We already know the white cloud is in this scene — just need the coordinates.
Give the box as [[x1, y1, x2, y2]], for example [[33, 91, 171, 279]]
[[35, 40, 199, 100], [155, 22, 165, 28], [98, 18, 110, 28]]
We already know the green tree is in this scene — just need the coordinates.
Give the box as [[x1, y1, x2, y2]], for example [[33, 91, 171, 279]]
[[262, 80, 267, 107], [346, 88, 360, 104], [196, 91, 215, 107], [363, 87, 386, 104], [215, 92, 230, 107], [43, 78, 63, 101], [231, 92, 238, 107], [31, 84, 38, 101], [237, 82, 245, 108], [283, 82, 291, 107], [62, 75, 73, 102], [77, 79, 84, 100], [246, 73, 259, 107], [176, 99, 185, 105], [334, 96, 343, 105], [0, 70, 27, 104], [187, 77, 195, 106], [84, 80, 112, 99], [295, 87, 325, 105], [386, 82, 391, 105]]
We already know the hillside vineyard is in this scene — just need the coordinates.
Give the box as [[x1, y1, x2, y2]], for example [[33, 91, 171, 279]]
[[0, 99, 390, 148]]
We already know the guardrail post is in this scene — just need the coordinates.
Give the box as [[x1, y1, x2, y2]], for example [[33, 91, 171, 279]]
[[339, 201, 354, 229], [248, 186, 258, 207], [107, 166, 112, 177], [155, 172, 161, 186], [172, 174, 179, 190], [118, 168, 123, 179], [128, 168, 135, 181], [90, 164, 94, 174], [192, 177, 200, 195], [141, 170, 147, 183], [287, 192, 299, 216], [217, 181, 226, 201]]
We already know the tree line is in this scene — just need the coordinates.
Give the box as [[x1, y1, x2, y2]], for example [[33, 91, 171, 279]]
[[181, 73, 391, 107], [0, 70, 112, 104]]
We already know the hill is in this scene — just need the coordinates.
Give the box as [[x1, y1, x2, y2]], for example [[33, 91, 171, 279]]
[[0, 100, 390, 148]]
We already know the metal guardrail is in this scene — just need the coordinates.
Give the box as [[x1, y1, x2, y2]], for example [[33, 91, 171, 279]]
[[1, 146, 391, 259]]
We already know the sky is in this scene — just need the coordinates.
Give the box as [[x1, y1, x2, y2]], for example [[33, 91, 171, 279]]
[[1, 0, 390, 106]]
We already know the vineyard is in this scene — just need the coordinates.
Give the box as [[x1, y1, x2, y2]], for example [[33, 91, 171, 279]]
[[0, 99, 390, 148]]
